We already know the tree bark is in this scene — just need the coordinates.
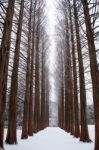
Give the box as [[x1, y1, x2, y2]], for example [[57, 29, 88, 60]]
[[28, 0, 37, 136], [34, 22, 40, 132], [82, 0, 99, 148], [65, 16, 74, 135], [68, 0, 80, 137], [21, 0, 32, 139], [6, 0, 24, 144], [0, 0, 15, 148], [40, 42, 46, 130], [73, 0, 90, 141]]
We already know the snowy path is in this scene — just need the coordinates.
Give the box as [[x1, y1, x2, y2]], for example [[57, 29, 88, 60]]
[[5, 126, 94, 150]]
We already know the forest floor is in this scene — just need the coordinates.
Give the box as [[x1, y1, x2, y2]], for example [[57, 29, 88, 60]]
[[4, 125, 94, 150]]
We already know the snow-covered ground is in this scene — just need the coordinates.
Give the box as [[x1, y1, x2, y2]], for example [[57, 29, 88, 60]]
[[4, 126, 94, 150]]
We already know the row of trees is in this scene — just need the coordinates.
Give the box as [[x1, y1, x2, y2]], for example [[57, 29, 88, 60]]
[[0, 0, 49, 149], [56, 0, 99, 150]]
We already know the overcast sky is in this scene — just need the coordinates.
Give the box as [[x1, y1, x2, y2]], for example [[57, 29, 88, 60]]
[[45, 0, 93, 104], [46, 0, 57, 102]]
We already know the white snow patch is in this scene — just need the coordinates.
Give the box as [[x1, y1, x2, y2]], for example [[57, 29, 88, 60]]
[[4, 126, 94, 150]]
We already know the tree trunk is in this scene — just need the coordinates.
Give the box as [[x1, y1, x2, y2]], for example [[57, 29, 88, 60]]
[[61, 83, 65, 129], [6, 0, 24, 144], [40, 43, 46, 130], [0, 0, 15, 148], [21, 0, 32, 139], [34, 22, 40, 132], [65, 85, 70, 132], [68, 0, 80, 137], [73, 0, 90, 142], [82, 0, 99, 148], [65, 16, 74, 135], [28, 0, 37, 136]]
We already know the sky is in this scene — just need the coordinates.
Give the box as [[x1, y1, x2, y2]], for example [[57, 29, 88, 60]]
[[46, 0, 57, 102], [46, 0, 56, 36], [46, 0, 56, 70], [45, 0, 93, 104]]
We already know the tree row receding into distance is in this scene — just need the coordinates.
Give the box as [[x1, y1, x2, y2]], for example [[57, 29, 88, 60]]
[[0, 0, 49, 149], [0, 0, 99, 150], [56, 0, 99, 150]]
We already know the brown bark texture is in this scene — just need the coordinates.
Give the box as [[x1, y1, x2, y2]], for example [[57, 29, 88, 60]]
[[68, 0, 80, 137], [0, 0, 15, 148], [82, 0, 99, 148], [74, 0, 90, 142], [21, 0, 32, 139], [6, 0, 24, 144]]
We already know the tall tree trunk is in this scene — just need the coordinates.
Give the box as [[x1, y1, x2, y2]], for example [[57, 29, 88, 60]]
[[45, 84, 49, 127], [40, 43, 46, 130], [68, 0, 80, 137], [28, 0, 37, 136], [61, 82, 65, 129], [46, 97, 49, 127], [34, 22, 40, 132], [65, 76, 70, 132], [58, 83, 64, 129], [65, 16, 74, 135], [44, 72, 49, 128], [73, 0, 90, 142], [21, 0, 32, 139], [82, 0, 99, 148], [0, 0, 15, 148], [6, 0, 24, 144]]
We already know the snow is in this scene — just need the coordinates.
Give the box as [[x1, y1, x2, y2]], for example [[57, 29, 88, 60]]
[[4, 126, 94, 150]]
